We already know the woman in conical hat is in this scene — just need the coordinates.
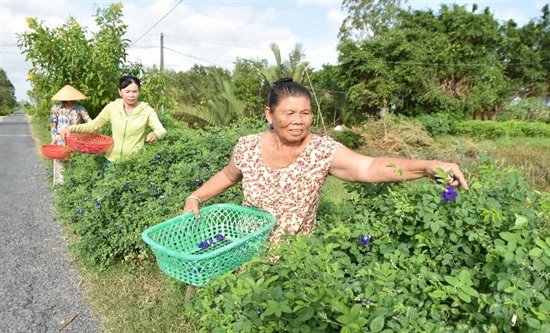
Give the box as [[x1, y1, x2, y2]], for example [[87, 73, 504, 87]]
[[50, 85, 92, 185]]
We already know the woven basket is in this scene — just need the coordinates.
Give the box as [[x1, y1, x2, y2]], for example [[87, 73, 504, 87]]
[[41, 144, 71, 159], [142, 204, 276, 287], [66, 133, 113, 154]]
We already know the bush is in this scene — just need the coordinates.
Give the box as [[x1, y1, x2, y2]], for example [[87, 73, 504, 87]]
[[55, 118, 263, 268], [0, 105, 16, 116], [194, 163, 550, 332], [417, 113, 460, 136], [330, 129, 364, 149]]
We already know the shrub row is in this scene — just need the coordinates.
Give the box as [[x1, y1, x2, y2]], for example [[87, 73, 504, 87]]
[[417, 114, 550, 138], [195, 163, 550, 332], [55, 118, 264, 268]]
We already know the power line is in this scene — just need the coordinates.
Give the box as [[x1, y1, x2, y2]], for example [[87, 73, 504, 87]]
[[163, 34, 268, 52], [164, 46, 230, 67], [130, 0, 183, 47]]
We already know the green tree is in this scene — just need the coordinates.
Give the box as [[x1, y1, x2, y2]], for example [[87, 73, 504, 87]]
[[310, 64, 350, 126], [501, 4, 549, 99], [338, 4, 513, 120], [17, 3, 139, 117], [340, 0, 406, 40], [0, 68, 17, 115], [232, 57, 269, 118]]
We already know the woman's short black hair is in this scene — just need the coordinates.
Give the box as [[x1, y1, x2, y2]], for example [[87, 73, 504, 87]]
[[267, 78, 311, 111], [119, 75, 141, 90]]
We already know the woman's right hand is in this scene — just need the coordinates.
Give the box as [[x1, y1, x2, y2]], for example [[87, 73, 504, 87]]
[[183, 197, 201, 218]]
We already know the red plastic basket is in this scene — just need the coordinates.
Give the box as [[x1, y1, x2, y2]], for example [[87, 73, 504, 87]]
[[66, 133, 113, 154], [41, 144, 71, 160]]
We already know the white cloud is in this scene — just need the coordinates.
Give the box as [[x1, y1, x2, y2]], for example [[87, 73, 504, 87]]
[[1, 0, 545, 101], [327, 8, 346, 24]]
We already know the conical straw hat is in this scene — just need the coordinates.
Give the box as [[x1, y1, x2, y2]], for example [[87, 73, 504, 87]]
[[51, 85, 87, 101]]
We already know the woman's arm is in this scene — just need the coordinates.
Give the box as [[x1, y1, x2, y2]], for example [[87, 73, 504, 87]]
[[146, 110, 166, 142], [79, 106, 92, 123], [329, 146, 468, 189], [49, 107, 58, 143], [183, 156, 243, 216]]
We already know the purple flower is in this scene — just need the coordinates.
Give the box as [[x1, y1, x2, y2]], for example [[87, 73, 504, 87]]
[[122, 183, 129, 190], [194, 178, 204, 186], [441, 186, 458, 202], [198, 239, 212, 250], [359, 235, 372, 245], [214, 233, 225, 242]]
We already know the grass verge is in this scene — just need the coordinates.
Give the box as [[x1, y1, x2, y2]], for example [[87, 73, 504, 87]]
[[76, 262, 200, 332]]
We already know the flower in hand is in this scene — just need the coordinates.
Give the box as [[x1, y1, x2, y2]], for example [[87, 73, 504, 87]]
[[441, 186, 458, 202]]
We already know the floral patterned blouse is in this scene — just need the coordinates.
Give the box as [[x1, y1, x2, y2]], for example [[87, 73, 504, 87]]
[[50, 103, 91, 145], [233, 133, 342, 243]]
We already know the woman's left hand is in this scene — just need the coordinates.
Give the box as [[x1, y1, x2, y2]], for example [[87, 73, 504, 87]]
[[145, 132, 157, 143]]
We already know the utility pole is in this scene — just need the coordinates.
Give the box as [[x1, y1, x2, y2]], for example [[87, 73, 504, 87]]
[[160, 33, 164, 71]]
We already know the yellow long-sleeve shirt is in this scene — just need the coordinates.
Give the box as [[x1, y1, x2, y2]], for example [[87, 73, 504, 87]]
[[70, 99, 166, 161]]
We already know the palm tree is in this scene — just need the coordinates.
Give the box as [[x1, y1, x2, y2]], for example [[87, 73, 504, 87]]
[[261, 43, 311, 86], [178, 68, 245, 126]]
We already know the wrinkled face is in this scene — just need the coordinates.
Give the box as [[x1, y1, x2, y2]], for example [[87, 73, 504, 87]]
[[119, 82, 140, 106], [265, 95, 313, 143]]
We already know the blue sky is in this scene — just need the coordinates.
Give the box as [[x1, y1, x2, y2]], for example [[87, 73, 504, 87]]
[[1, 0, 547, 101]]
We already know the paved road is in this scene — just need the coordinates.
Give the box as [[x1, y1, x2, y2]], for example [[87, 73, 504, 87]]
[[0, 111, 99, 332]]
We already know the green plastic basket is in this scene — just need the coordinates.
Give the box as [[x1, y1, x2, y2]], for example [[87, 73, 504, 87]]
[[142, 204, 276, 287]]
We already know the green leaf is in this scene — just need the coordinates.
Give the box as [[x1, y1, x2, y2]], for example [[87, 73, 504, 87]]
[[529, 247, 543, 258], [457, 291, 472, 303], [444, 275, 460, 286], [497, 279, 510, 291], [263, 300, 280, 317], [460, 285, 479, 298], [429, 290, 447, 299], [458, 269, 472, 282], [332, 300, 349, 314], [512, 214, 528, 229], [296, 307, 315, 322], [499, 232, 517, 242], [369, 316, 385, 333], [527, 318, 541, 329]]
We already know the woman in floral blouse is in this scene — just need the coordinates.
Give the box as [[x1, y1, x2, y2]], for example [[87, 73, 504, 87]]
[[50, 85, 91, 184], [183, 78, 469, 244]]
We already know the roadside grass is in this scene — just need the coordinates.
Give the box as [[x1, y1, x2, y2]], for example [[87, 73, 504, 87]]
[[27, 113, 549, 332], [76, 262, 200, 333]]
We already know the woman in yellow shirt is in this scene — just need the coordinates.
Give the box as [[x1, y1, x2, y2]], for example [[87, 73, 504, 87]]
[[62, 75, 166, 165]]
